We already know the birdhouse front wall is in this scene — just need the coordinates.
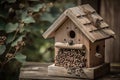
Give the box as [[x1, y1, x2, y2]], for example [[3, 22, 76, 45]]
[[54, 19, 91, 68]]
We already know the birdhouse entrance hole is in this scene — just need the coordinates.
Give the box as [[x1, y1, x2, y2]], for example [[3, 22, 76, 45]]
[[95, 45, 102, 58], [69, 30, 76, 38], [96, 45, 100, 53]]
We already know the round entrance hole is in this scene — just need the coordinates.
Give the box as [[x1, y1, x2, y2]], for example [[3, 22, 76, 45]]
[[69, 30, 76, 38]]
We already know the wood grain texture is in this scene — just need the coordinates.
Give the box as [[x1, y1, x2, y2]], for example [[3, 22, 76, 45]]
[[48, 64, 88, 79], [89, 40, 105, 67], [19, 62, 120, 80], [43, 4, 115, 43], [55, 42, 85, 49], [67, 9, 115, 42], [54, 19, 90, 67], [101, 0, 120, 63]]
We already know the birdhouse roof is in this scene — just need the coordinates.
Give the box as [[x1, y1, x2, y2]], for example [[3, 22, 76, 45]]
[[42, 4, 115, 43]]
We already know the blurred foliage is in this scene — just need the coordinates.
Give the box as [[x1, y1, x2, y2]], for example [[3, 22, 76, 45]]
[[0, 0, 77, 79], [21, 0, 77, 62]]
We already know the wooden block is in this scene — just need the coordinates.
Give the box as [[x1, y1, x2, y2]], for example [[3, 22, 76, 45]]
[[48, 63, 110, 79]]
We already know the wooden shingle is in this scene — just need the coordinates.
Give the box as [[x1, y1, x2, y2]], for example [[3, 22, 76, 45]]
[[69, 6, 85, 17], [81, 4, 96, 13]]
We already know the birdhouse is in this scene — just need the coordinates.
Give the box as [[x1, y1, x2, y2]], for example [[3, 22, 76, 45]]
[[42, 4, 115, 79]]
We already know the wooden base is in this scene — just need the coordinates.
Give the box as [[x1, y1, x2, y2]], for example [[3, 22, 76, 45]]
[[48, 63, 110, 79]]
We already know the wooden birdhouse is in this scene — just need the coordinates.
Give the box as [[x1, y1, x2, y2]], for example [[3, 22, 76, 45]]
[[42, 4, 115, 79]]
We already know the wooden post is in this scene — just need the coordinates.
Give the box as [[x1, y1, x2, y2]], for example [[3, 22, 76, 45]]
[[101, 0, 120, 63]]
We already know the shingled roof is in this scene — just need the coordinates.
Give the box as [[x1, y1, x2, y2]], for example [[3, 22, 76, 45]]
[[42, 4, 115, 43]]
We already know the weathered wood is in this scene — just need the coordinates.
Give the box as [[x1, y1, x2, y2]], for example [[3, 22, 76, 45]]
[[67, 9, 115, 42], [55, 42, 85, 49], [66, 9, 96, 42], [42, 4, 115, 42], [50, 63, 110, 79], [89, 40, 105, 67], [54, 19, 90, 67], [42, 4, 116, 79], [81, 4, 96, 13], [78, 17, 91, 25], [91, 13, 103, 21], [101, 0, 120, 63], [69, 6, 85, 17], [19, 62, 120, 80]]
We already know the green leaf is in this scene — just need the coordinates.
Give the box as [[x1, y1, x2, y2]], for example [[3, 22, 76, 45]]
[[6, 34, 14, 44], [7, 0, 16, 3], [15, 53, 26, 63], [31, 4, 45, 12], [0, 45, 6, 55], [5, 23, 18, 33], [11, 35, 25, 47], [50, 6, 60, 17], [21, 11, 35, 24], [22, 16, 35, 24], [40, 13, 55, 23]]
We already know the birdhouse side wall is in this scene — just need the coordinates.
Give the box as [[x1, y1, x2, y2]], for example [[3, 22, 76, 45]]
[[89, 40, 105, 67], [54, 19, 90, 68]]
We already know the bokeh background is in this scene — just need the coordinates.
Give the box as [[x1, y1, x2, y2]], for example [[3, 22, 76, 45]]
[[0, 0, 120, 80]]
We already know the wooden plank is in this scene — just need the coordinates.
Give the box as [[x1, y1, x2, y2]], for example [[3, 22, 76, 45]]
[[81, 4, 96, 13], [19, 62, 120, 80], [89, 31, 106, 41], [78, 17, 91, 25], [88, 21, 109, 32], [91, 13, 103, 21], [89, 28, 114, 41], [48, 63, 110, 79], [19, 63, 84, 80], [101, 0, 120, 63], [111, 63, 120, 72], [69, 7, 85, 17], [100, 21, 109, 28], [84, 24, 97, 32], [89, 27, 108, 32], [102, 28, 115, 36]]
